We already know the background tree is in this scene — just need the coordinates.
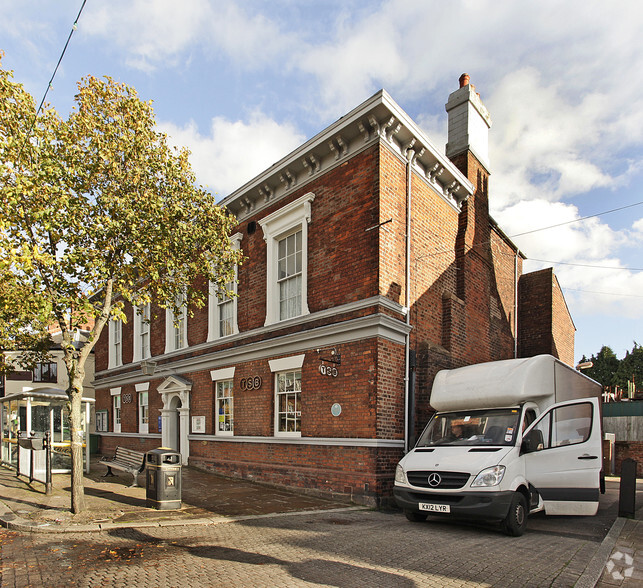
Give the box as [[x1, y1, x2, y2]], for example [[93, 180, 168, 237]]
[[580, 345, 619, 389], [614, 343, 642, 394], [0, 56, 242, 513]]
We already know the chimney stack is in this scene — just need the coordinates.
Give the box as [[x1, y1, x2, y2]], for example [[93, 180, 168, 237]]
[[445, 74, 492, 172]]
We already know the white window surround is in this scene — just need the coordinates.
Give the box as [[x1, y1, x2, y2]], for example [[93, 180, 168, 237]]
[[108, 319, 123, 369], [210, 367, 236, 381], [133, 303, 151, 362], [136, 382, 149, 435], [208, 233, 242, 342], [258, 192, 314, 326], [269, 354, 305, 372], [110, 387, 121, 433], [165, 296, 188, 354]]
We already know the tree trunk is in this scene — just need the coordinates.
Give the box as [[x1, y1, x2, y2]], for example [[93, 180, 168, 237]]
[[69, 374, 86, 514]]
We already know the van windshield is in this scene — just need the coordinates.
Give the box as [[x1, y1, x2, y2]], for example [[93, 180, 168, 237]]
[[416, 409, 521, 447]]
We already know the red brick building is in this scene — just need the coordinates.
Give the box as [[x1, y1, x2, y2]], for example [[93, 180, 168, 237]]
[[93, 76, 575, 505]]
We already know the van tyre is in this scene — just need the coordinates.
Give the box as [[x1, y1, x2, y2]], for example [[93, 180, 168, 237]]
[[502, 492, 527, 536], [405, 510, 428, 522]]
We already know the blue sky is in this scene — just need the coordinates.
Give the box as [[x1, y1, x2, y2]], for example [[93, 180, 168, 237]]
[[2, 0, 642, 365]]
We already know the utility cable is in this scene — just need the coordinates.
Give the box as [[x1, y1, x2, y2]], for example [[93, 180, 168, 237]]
[[17, 0, 88, 163], [508, 200, 643, 238]]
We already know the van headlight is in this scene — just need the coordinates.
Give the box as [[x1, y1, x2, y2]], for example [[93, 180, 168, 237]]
[[471, 465, 506, 487], [395, 464, 408, 484]]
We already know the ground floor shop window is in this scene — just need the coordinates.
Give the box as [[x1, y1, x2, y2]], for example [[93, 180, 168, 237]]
[[215, 380, 233, 435], [276, 370, 301, 435]]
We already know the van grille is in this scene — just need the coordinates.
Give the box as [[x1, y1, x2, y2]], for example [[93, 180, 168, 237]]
[[407, 471, 470, 489]]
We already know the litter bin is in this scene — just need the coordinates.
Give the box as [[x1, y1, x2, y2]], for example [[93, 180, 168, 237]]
[[145, 448, 182, 510]]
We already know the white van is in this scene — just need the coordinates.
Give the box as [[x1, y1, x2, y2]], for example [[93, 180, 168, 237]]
[[394, 355, 603, 535]]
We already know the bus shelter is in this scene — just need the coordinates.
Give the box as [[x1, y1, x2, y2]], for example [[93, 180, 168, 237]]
[[1, 388, 94, 474]]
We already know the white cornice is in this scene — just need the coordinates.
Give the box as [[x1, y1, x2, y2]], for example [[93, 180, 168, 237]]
[[96, 295, 403, 380], [94, 306, 411, 390], [220, 90, 474, 221]]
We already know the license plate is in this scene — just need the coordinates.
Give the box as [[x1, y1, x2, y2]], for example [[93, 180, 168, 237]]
[[419, 503, 450, 513]]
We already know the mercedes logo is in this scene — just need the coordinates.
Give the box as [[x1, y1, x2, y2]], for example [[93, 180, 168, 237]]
[[428, 473, 441, 487]]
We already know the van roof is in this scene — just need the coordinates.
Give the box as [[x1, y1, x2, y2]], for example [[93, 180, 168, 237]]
[[430, 355, 599, 412]]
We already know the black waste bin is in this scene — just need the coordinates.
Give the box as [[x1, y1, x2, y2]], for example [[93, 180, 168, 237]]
[[146, 448, 182, 510]]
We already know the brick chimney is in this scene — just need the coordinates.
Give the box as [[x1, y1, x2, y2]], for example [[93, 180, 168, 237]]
[[445, 73, 492, 173]]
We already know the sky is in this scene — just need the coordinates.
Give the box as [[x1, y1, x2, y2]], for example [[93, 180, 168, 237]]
[[2, 0, 642, 365]]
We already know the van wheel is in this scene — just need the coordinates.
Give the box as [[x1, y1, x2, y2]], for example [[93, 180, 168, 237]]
[[405, 510, 428, 522], [502, 492, 527, 536]]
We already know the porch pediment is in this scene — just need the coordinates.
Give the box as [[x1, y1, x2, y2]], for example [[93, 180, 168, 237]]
[[157, 375, 192, 394]]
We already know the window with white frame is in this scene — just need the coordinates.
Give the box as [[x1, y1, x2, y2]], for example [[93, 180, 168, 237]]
[[269, 354, 305, 437], [108, 319, 123, 368], [165, 295, 187, 354], [218, 289, 234, 336], [258, 192, 314, 326], [95, 410, 109, 432], [216, 380, 234, 435], [210, 367, 235, 436], [278, 230, 302, 320], [136, 383, 149, 434], [208, 233, 242, 341], [133, 303, 151, 361], [276, 370, 301, 434], [111, 388, 121, 433]]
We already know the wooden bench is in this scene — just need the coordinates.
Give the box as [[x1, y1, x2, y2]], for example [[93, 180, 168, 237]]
[[100, 447, 146, 487]]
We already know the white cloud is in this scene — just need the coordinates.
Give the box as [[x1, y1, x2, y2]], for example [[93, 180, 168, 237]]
[[495, 200, 623, 263], [83, 0, 298, 72], [160, 112, 305, 197], [84, 0, 213, 70]]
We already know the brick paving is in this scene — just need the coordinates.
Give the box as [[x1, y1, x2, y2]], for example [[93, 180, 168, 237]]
[[596, 518, 643, 587], [0, 463, 641, 587], [0, 509, 632, 587]]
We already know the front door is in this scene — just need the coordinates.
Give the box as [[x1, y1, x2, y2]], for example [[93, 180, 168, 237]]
[[523, 397, 602, 515]]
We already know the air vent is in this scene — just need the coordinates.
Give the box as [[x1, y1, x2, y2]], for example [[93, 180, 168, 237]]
[[247, 221, 257, 235]]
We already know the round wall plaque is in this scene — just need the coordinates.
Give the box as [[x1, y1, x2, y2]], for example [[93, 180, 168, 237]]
[[331, 403, 342, 417]]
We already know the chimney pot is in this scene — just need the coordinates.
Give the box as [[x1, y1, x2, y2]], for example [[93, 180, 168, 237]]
[[459, 73, 470, 88]]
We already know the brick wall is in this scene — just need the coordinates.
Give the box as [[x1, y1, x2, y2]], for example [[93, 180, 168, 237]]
[[615, 441, 643, 478], [550, 273, 575, 365], [518, 268, 575, 365], [189, 441, 403, 506]]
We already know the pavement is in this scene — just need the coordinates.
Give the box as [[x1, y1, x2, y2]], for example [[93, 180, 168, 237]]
[[0, 457, 353, 533], [0, 459, 641, 587]]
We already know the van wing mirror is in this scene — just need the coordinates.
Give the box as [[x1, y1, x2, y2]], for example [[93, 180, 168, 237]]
[[521, 429, 544, 454]]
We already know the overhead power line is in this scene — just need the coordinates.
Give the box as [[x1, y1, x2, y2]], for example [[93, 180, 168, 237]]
[[18, 0, 88, 163], [417, 199, 643, 271], [562, 287, 643, 299], [522, 258, 643, 272], [508, 200, 643, 238]]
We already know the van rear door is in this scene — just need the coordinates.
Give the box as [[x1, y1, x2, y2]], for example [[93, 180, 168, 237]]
[[522, 397, 602, 516]]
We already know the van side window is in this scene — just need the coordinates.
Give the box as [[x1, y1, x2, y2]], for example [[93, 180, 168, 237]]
[[551, 403, 592, 447], [526, 402, 592, 451]]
